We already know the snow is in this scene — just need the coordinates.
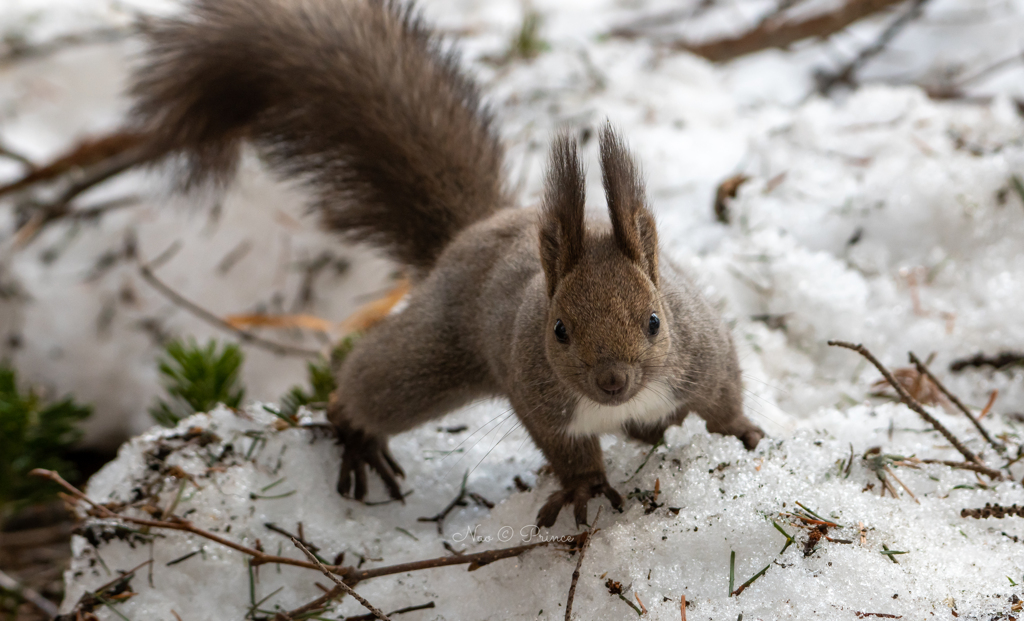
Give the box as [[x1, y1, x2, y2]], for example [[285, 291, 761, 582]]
[[0, 0, 1022, 618], [62, 402, 1024, 620]]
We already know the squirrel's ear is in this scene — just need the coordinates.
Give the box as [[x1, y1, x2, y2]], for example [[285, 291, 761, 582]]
[[539, 132, 586, 297], [599, 124, 658, 287]]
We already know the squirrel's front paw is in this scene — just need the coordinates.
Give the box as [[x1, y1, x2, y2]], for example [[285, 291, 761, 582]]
[[739, 427, 765, 451], [335, 426, 405, 501], [536, 473, 622, 528]]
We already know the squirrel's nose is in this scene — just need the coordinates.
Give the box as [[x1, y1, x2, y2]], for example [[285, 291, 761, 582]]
[[596, 366, 629, 395]]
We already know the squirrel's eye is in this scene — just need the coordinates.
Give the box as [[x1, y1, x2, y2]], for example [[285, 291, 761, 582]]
[[648, 313, 660, 336], [554, 319, 569, 344]]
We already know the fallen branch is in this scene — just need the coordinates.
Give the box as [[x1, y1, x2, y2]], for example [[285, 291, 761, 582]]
[[827, 341, 1001, 480], [673, 0, 906, 63], [139, 262, 321, 358], [292, 538, 391, 621], [33, 468, 296, 563], [909, 352, 1004, 455]]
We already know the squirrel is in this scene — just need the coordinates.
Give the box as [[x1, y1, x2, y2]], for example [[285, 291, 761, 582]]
[[128, 0, 765, 527]]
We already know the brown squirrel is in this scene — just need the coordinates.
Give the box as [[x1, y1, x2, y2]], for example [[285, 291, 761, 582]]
[[129, 0, 764, 527]]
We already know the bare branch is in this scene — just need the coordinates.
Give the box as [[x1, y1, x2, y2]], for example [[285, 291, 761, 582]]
[[827, 341, 1001, 480], [909, 352, 1004, 455]]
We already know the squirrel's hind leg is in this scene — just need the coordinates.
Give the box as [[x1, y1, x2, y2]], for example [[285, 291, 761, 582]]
[[328, 300, 493, 501]]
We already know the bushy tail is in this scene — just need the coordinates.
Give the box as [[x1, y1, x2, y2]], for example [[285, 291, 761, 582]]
[[131, 0, 508, 270]]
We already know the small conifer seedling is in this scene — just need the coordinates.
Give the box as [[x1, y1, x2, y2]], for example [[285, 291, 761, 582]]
[[150, 338, 245, 427], [0, 365, 91, 516]]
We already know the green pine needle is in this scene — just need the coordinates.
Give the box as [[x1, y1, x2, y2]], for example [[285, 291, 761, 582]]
[[149, 338, 245, 427], [0, 364, 92, 515]]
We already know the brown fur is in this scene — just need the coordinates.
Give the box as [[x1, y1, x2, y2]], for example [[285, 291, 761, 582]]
[[131, 0, 507, 271], [131, 0, 764, 528]]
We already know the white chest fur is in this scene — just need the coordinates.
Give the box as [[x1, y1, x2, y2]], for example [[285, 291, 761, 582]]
[[566, 380, 679, 436]]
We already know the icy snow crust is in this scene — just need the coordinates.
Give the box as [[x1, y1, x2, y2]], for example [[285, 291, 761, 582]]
[[1, 0, 1020, 618], [67, 403, 1024, 620]]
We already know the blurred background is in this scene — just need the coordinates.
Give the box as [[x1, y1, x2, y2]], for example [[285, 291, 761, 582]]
[[1, 0, 1022, 617]]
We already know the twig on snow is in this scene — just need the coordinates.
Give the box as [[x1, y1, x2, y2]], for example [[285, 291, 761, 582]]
[[909, 352, 1004, 455], [31, 468, 588, 589], [827, 341, 1001, 480]]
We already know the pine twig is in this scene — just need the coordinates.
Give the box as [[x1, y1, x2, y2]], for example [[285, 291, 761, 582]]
[[291, 538, 391, 621], [827, 341, 1001, 480]]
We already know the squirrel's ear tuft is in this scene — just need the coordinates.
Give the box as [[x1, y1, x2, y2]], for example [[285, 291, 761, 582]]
[[539, 132, 586, 297], [599, 124, 658, 287]]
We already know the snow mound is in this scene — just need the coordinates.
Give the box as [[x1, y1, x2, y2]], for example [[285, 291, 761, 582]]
[[62, 398, 1024, 620]]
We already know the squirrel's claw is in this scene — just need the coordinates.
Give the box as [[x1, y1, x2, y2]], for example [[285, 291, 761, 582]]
[[335, 426, 405, 502], [536, 474, 622, 529]]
